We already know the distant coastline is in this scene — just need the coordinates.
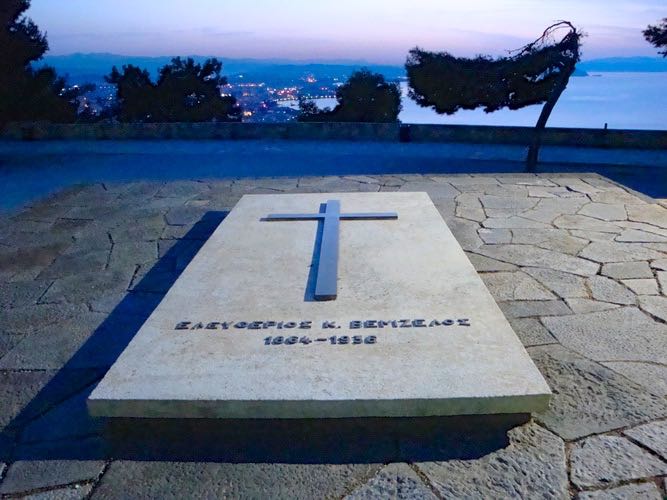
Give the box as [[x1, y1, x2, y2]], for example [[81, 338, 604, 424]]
[[40, 53, 667, 83]]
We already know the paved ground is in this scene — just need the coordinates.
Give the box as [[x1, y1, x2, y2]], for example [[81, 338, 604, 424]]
[[1, 173, 667, 498]]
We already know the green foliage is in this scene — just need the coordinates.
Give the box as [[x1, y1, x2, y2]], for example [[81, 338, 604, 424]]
[[298, 69, 401, 123], [643, 18, 667, 57], [405, 21, 581, 167], [106, 65, 154, 122], [106, 57, 241, 122], [0, 0, 82, 123], [406, 22, 581, 115]]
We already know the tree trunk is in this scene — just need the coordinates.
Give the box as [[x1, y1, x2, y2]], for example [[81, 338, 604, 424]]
[[526, 67, 575, 171]]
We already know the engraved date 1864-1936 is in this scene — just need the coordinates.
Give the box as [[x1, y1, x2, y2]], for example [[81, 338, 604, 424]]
[[264, 335, 377, 346]]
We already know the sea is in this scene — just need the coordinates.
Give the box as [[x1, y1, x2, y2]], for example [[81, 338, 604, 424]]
[[284, 72, 667, 130]]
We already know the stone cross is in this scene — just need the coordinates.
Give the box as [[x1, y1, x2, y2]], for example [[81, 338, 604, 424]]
[[264, 199, 397, 301]]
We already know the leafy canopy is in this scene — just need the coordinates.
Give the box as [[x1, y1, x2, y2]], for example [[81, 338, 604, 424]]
[[106, 57, 241, 122], [643, 18, 667, 57], [298, 69, 401, 123], [0, 0, 84, 123], [405, 21, 581, 115]]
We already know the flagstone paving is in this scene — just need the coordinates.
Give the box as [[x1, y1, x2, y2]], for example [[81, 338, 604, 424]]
[[0, 172, 666, 498]]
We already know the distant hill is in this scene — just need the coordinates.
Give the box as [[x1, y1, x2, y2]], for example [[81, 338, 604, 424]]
[[39, 53, 405, 84]]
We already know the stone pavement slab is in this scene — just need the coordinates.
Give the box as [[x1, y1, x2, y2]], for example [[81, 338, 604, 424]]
[[476, 244, 600, 276], [587, 276, 636, 305], [601, 261, 653, 280], [578, 202, 627, 221], [623, 278, 659, 295], [91, 462, 381, 500], [624, 419, 667, 460], [0, 460, 105, 495], [21, 484, 94, 499], [601, 362, 667, 397], [480, 271, 556, 301], [639, 295, 667, 322], [542, 307, 667, 363], [344, 463, 436, 499], [565, 298, 620, 314], [577, 482, 662, 500], [570, 434, 667, 489], [528, 344, 667, 440], [580, 241, 665, 263], [415, 423, 568, 499], [508, 318, 557, 347], [524, 267, 588, 298]]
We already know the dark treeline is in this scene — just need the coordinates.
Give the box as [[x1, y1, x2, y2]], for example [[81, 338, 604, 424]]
[[0, 0, 91, 124], [107, 58, 241, 123]]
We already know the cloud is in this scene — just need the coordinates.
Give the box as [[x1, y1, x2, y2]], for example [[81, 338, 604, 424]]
[[31, 0, 663, 60], [175, 27, 254, 37]]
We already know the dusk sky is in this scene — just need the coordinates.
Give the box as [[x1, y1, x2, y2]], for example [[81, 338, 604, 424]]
[[28, 0, 665, 62]]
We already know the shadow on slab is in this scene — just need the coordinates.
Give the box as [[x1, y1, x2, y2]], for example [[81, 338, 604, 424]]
[[2, 209, 520, 464], [303, 203, 326, 302]]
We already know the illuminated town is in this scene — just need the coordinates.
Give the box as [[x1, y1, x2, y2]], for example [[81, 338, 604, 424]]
[[81, 71, 353, 122]]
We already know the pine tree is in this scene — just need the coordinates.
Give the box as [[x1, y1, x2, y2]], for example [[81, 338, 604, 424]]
[[644, 18, 667, 57], [406, 21, 582, 168], [0, 0, 82, 123], [298, 69, 401, 123]]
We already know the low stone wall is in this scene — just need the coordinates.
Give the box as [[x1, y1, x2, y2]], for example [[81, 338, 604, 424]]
[[2, 121, 666, 149], [0, 122, 398, 142], [406, 124, 667, 150]]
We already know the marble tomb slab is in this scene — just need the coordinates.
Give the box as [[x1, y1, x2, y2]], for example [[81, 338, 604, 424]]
[[89, 192, 551, 418]]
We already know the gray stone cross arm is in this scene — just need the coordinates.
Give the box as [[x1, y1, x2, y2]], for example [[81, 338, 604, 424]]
[[263, 199, 397, 301]]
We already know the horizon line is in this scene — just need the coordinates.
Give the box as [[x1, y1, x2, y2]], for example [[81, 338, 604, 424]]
[[40, 52, 667, 67]]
